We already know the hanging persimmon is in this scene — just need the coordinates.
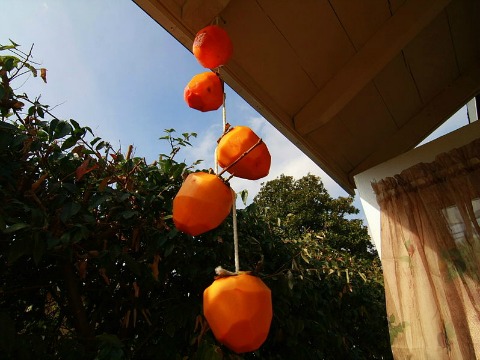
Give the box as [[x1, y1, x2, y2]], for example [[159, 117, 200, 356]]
[[216, 126, 271, 180], [203, 273, 273, 353], [173, 172, 233, 236], [193, 25, 233, 69], [184, 72, 224, 112]]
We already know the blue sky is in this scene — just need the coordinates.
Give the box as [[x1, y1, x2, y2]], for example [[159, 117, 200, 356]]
[[1, 0, 470, 217]]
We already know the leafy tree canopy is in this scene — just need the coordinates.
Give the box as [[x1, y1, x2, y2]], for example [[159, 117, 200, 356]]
[[0, 41, 392, 359], [252, 174, 376, 256]]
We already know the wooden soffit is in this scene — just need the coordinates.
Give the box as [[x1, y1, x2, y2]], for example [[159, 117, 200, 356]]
[[134, 0, 480, 194]]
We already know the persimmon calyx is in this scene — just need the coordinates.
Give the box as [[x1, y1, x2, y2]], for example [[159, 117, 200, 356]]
[[214, 266, 251, 279]]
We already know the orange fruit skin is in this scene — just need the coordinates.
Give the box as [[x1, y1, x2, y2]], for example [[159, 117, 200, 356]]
[[173, 172, 233, 236], [184, 72, 223, 112], [216, 126, 271, 180], [193, 25, 233, 69], [203, 274, 273, 353]]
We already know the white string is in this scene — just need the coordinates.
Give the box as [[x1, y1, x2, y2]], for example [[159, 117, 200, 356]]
[[212, 78, 239, 274], [232, 193, 240, 273], [222, 92, 227, 132]]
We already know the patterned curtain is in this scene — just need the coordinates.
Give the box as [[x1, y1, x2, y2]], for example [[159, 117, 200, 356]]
[[372, 138, 480, 359]]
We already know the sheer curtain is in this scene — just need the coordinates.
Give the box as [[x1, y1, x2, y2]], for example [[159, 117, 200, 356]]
[[372, 138, 480, 359]]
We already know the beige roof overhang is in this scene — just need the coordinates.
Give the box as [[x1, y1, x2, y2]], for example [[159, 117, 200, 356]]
[[134, 0, 480, 195]]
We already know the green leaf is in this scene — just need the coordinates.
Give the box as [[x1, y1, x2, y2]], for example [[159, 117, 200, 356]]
[[162, 158, 172, 173], [358, 271, 367, 282], [60, 202, 81, 223], [72, 225, 89, 243], [0, 44, 17, 51], [53, 121, 73, 140], [0, 121, 17, 131], [37, 106, 44, 118], [164, 243, 175, 257], [0, 312, 15, 354], [47, 235, 61, 249], [2, 56, 17, 71], [195, 341, 223, 360], [9, 39, 20, 47], [90, 137, 101, 146], [33, 233, 45, 265], [61, 183, 78, 193], [61, 135, 79, 150], [96, 333, 125, 360], [3, 222, 29, 233], [96, 333, 124, 348], [116, 192, 130, 202], [171, 163, 186, 178], [167, 228, 178, 239], [287, 270, 294, 290], [96, 141, 106, 151], [24, 62, 37, 77], [121, 210, 137, 219], [121, 254, 141, 276], [96, 347, 124, 360], [8, 237, 28, 264], [70, 119, 81, 130], [91, 194, 110, 208], [60, 232, 71, 244], [301, 248, 311, 265], [48, 118, 59, 140], [239, 189, 249, 206]]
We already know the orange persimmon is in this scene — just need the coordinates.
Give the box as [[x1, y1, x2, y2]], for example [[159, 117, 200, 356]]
[[203, 274, 273, 353], [216, 126, 271, 180], [193, 25, 233, 69], [184, 72, 223, 112], [173, 172, 233, 236]]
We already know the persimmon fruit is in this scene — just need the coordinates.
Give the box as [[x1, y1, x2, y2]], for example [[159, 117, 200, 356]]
[[173, 172, 233, 236], [216, 126, 271, 180], [184, 72, 223, 112], [203, 274, 273, 353], [193, 25, 233, 69]]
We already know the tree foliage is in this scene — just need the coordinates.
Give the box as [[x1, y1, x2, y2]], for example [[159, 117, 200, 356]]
[[0, 41, 392, 359], [242, 175, 392, 358]]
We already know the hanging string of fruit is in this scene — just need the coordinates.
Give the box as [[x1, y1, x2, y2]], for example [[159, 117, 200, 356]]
[[172, 21, 273, 354]]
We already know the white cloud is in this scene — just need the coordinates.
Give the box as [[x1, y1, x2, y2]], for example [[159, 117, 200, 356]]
[[183, 123, 222, 169]]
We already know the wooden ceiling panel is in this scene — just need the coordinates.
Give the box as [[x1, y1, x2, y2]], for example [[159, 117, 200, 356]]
[[294, 0, 452, 136], [350, 62, 480, 177], [222, 0, 318, 117], [257, 0, 355, 89], [336, 83, 397, 166], [134, 0, 479, 194], [403, 11, 459, 103], [388, 0, 407, 13], [374, 54, 423, 127], [306, 120, 355, 174], [446, 0, 480, 72], [328, 0, 392, 49], [181, 0, 231, 30]]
